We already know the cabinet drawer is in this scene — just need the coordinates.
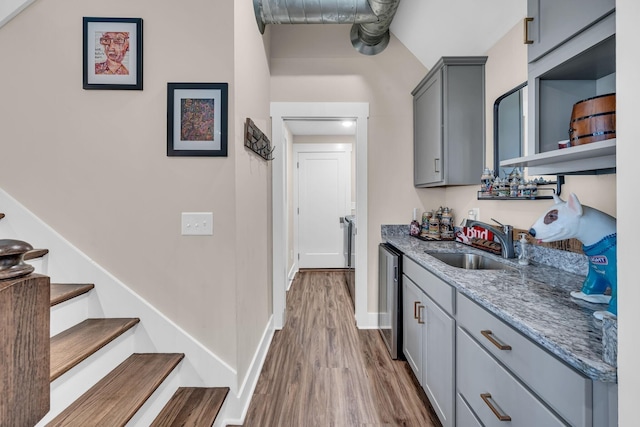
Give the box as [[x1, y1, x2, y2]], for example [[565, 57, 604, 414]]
[[457, 328, 565, 427], [457, 294, 591, 426], [456, 393, 482, 427], [403, 256, 454, 314]]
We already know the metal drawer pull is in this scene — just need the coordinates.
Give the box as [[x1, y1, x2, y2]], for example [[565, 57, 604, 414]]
[[481, 393, 512, 421], [417, 305, 425, 324], [414, 301, 420, 319], [523, 17, 534, 44], [434, 158, 440, 173], [481, 330, 512, 350]]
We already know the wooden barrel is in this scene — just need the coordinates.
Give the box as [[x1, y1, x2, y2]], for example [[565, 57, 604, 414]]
[[568, 93, 616, 146]]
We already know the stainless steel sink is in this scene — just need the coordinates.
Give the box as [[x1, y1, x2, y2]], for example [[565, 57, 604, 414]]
[[426, 252, 514, 271]]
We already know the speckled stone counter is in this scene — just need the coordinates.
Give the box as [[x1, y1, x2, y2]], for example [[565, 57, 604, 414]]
[[382, 225, 617, 383]]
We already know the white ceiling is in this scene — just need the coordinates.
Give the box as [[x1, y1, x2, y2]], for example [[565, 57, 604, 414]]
[[283, 0, 527, 136], [391, 0, 527, 69]]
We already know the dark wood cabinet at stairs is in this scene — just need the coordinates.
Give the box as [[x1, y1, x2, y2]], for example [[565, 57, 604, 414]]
[[1, 274, 50, 427]]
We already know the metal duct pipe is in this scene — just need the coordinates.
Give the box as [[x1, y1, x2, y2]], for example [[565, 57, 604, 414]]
[[253, 0, 401, 55]]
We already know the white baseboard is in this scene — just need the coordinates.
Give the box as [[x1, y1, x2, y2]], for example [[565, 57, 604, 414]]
[[218, 315, 275, 426], [358, 311, 380, 329], [287, 263, 298, 291]]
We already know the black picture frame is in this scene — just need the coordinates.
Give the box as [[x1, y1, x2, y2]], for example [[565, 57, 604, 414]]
[[167, 83, 229, 157], [83, 17, 143, 90]]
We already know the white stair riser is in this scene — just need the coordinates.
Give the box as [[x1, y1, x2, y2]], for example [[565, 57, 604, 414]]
[[50, 294, 91, 337], [125, 365, 184, 427], [36, 331, 137, 426]]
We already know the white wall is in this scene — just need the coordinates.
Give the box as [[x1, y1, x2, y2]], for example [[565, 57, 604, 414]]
[[0, 0, 272, 383], [233, 0, 273, 386], [616, 1, 638, 425]]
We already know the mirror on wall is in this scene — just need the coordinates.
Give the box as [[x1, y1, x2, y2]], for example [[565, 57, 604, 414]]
[[493, 82, 527, 179]]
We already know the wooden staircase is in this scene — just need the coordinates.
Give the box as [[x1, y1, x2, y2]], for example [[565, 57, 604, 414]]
[[0, 213, 230, 426]]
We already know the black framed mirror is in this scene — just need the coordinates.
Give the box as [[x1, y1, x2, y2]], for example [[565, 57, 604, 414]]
[[493, 82, 527, 179]]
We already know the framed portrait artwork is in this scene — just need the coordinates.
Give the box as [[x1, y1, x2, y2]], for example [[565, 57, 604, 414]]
[[167, 83, 229, 157], [83, 17, 143, 90]]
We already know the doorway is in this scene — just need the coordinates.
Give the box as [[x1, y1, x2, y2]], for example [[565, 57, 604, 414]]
[[271, 102, 369, 330], [294, 143, 352, 269]]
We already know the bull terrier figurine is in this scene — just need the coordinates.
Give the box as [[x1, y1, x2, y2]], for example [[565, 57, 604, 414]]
[[529, 193, 617, 319]]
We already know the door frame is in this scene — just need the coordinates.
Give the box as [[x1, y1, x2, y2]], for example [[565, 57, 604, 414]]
[[293, 143, 352, 271], [271, 102, 369, 329]]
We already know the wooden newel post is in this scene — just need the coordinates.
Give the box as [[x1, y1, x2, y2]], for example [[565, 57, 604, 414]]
[[0, 240, 50, 426]]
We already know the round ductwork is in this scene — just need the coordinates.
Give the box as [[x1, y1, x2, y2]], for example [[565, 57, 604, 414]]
[[253, 0, 401, 55]]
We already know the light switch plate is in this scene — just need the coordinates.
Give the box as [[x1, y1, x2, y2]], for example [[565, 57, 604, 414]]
[[181, 212, 213, 236]]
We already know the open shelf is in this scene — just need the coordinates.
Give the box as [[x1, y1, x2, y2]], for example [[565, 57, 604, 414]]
[[501, 138, 615, 175]]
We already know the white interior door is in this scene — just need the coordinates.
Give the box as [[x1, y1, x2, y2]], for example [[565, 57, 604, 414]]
[[296, 145, 351, 268]]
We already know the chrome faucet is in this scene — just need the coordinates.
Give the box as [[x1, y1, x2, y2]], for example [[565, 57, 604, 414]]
[[463, 218, 515, 259]]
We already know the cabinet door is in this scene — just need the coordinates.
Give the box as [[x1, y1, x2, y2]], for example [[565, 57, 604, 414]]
[[413, 70, 443, 186], [422, 295, 455, 427], [527, 0, 615, 62], [402, 276, 423, 380]]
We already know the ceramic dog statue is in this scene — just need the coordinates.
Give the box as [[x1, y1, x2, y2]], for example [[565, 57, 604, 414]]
[[529, 193, 617, 319]]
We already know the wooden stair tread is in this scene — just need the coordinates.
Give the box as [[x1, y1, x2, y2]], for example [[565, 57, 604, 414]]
[[50, 283, 95, 306], [50, 318, 140, 381], [48, 353, 184, 427], [24, 248, 49, 260], [150, 387, 230, 427]]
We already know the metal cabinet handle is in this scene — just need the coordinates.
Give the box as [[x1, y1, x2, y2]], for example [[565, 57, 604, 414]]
[[414, 301, 420, 319], [434, 158, 440, 173], [481, 393, 512, 421], [481, 330, 512, 351], [417, 305, 425, 324], [523, 17, 534, 44]]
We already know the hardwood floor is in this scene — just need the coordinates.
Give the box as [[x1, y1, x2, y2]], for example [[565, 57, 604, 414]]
[[234, 270, 441, 426]]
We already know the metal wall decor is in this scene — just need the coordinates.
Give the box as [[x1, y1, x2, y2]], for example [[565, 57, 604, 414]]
[[244, 118, 274, 161]]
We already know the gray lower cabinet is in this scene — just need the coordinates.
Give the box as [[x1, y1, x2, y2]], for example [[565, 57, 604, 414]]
[[402, 257, 455, 427], [457, 294, 591, 425], [456, 394, 482, 427], [402, 258, 617, 426], [526, 0, 615, 63], [422, 293, 455, 427], [457, 293, 617, 426], [457, 327, 566, 426], [402, 276, 423, 380], [412, 57, 486, 188]]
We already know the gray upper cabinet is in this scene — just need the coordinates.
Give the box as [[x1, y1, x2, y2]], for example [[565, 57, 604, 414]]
[[502, 4, 617, 175], [412, 57, 486, 188], [526, 0, 615, 63]]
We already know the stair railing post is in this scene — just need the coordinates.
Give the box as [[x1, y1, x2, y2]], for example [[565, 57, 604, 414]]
[[1, 240, 50, 426]]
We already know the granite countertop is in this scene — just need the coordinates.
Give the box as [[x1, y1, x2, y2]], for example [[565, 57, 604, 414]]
[[382, 226, 617, 383]]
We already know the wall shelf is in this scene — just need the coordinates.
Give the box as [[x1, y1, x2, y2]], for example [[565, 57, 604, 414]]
[[500, 138, 616, 175], [477, 181, 560, 201]]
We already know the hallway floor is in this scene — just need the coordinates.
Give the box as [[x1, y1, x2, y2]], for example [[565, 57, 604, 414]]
[[231, 270, 441, 426]]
